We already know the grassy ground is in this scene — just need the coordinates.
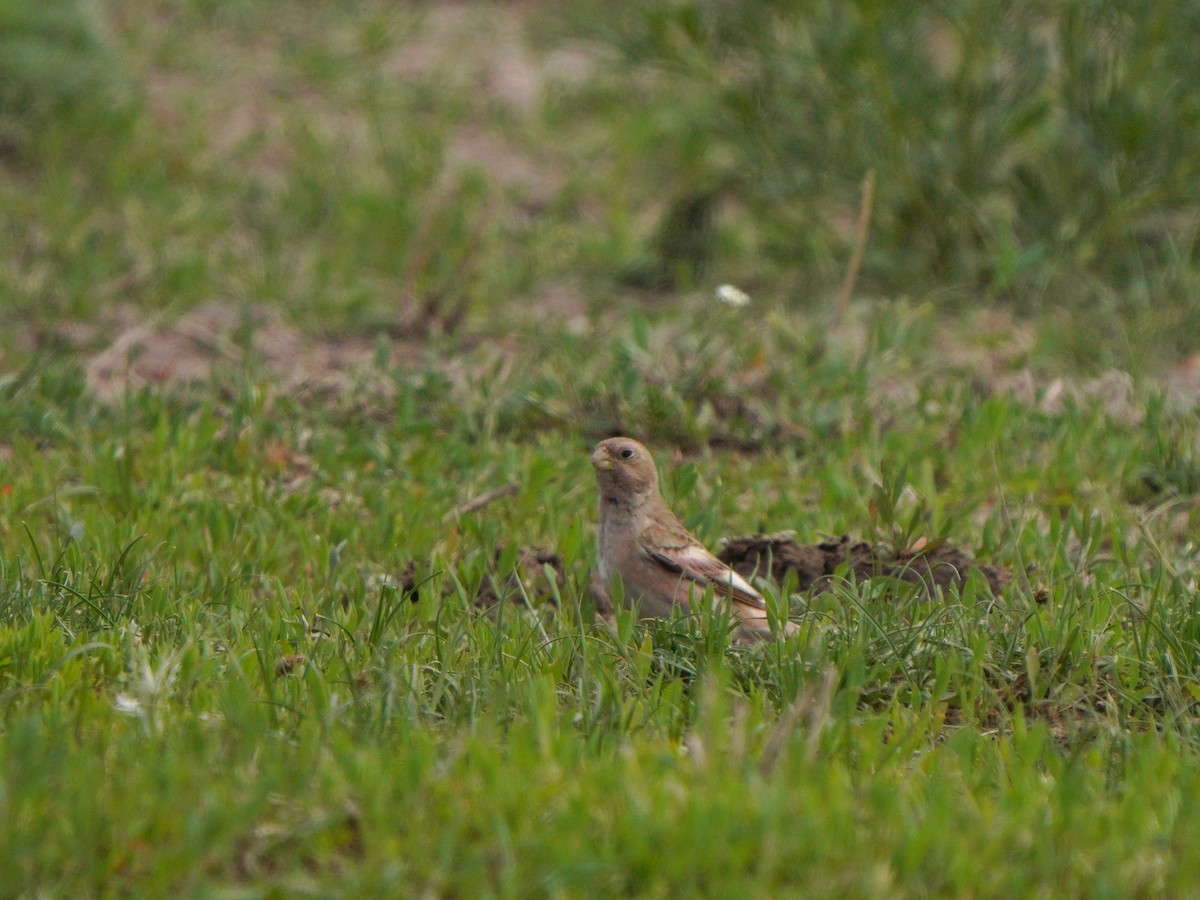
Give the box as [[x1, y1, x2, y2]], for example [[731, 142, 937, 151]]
[[3, 1, 1200, 895]]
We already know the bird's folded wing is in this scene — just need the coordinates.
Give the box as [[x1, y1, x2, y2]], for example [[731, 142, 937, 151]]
[[641, 543, 766, 610]]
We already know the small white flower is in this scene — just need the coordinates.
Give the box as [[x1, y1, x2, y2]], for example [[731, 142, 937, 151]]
[[715, 284, 751, 308], [114, 693, 142, 715]]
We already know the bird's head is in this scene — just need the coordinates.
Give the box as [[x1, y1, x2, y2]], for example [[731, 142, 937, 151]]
[[591, 437, 660, 504]]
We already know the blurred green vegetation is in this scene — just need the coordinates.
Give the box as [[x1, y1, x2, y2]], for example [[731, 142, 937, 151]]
[[2, 0, 1197, 368], [0, 0, 134, 158], [543, 0, 1200, 354]]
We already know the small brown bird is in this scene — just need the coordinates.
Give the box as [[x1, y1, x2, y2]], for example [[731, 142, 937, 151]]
[[591, 437, 796, 641]]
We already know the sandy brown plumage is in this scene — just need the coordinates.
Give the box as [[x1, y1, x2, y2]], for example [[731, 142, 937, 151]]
[[591, 437, 797, 641]]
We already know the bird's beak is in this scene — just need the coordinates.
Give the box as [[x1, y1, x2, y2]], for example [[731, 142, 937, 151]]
[[591, 451, 614, 471]]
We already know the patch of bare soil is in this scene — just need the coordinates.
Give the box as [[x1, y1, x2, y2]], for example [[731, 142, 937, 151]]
[[1168, 353, 1200, 410], [932, 308, 1200, 423], [77, 301, 422, 402], [132, 1, 578, 219], [718, 532, 1009, 597], [398, 545, 566, 611], [476, 545, 566, 609]]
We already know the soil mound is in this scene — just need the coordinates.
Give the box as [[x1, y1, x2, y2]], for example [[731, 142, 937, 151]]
[[718, 532, 1008, 597]]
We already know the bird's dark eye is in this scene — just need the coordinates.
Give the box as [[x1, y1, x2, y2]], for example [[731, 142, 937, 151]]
[[619, 448, 636, 460]]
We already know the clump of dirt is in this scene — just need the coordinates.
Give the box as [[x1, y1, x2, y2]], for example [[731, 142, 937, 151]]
[[717, 532, 1009, 597], [474, 545, 566, 609], [398, 545, 565, 610], [395, 559, 423, 600], [275, 654, 307, 676]]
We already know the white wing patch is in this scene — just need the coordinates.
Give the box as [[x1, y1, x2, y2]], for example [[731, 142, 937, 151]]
[[708, 561, 762, 602], [645, 543, 766, 609]]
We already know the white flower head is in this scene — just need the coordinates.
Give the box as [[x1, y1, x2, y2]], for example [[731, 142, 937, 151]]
[[114, 693, 142, 715], [715, 284, 751, 308]]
